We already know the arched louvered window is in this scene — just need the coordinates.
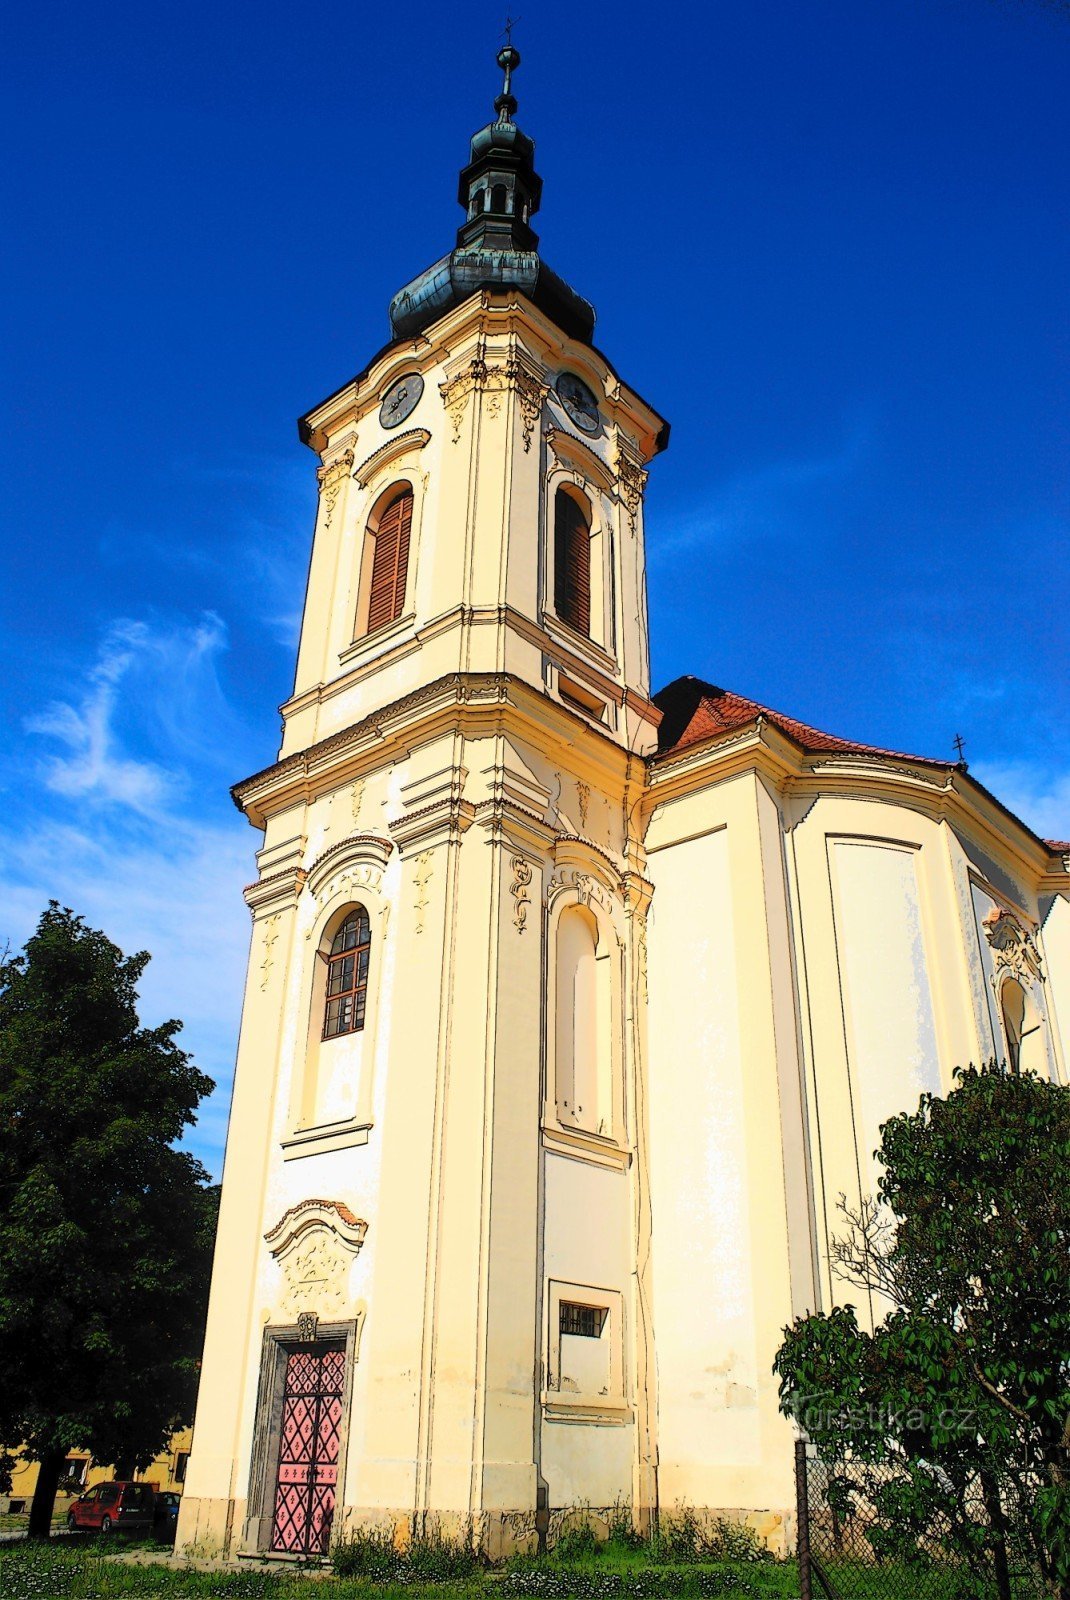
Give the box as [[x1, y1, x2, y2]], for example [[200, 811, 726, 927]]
[[366, 488, 413, 634], [323, 908, 372, 1039], [491, 183, 508, 214], [554, 487, 591, 636]]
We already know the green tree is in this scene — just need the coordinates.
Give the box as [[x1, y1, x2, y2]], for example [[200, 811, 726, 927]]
[[775, 1064, 1070, 1597], [0, 904, 217, 1538]]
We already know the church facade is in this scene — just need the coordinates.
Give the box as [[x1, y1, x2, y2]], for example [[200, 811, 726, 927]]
[[175, 50, 1070, 1562]]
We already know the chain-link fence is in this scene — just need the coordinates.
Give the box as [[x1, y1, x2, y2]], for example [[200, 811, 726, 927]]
[[795, 1439, 1049, 1600]]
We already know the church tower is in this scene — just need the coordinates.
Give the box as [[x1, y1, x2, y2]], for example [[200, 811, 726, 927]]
[[176, 48, 670, 1560]]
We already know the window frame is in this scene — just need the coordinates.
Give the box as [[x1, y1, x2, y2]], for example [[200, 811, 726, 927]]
[[354, 483, 414, 641], [544, 1279, 628, 1423], [322, 908, 372, 1042], [553, 485, 592, 638]]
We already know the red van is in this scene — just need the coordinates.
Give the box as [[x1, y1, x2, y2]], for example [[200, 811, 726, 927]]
[[66, 1480, 155, 1534]]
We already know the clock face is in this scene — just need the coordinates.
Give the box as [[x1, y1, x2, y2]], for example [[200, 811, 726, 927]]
[[556, 372, 600, 434], [379, 372, 424, 429]]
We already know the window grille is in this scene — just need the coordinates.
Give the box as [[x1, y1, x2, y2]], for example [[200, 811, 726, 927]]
[[559, 1301, 606, 1338]]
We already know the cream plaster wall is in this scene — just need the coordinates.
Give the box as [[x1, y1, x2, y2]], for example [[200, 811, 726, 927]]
[[644, 777, 797, 1520], [177, 282, 1070, 1565], [541, 1155, 634, 1507]]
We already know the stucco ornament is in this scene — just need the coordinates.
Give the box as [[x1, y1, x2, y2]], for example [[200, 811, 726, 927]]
[[982, 907, 1044, 985], [259, 914, 281, 991], [439, 357, 488, 443], [510, 855, 533, 932], [265, 1199, 368, 1321], [303, 835, 393, 931], [316, 449, 355, 528], [549, 867, 612, 914], [413, 850, 435, 931], [614, 443, 647, 529]]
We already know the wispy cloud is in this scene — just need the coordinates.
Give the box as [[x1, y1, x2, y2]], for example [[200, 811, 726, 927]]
[[27, 621, 179, 811], [2, 613, 258, 1177]]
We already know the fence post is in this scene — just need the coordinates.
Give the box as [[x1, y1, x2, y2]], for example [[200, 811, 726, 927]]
[[795, 1437, 813, 1600]]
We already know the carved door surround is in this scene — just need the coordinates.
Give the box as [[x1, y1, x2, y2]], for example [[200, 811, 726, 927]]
[[265, 1198, 368, 1321]]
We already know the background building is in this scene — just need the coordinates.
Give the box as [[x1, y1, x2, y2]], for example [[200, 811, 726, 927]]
[[2, 1428, 191, 1522]]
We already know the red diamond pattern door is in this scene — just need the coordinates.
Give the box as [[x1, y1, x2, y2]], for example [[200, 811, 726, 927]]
[[271, 1345, 345, 1555]]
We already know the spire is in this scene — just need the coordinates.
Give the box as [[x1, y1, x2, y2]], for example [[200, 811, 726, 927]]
[[495, 41, 519, 122], [387, 43, 595, 346], [454, 43, 541, 255]]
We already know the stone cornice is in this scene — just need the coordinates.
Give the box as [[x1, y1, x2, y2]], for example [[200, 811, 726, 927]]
[[299, 292, 668, 464], [277, 603, 661, 727], [646, 715, 1059, 888], [243, 865, 309, 916], [237, 672, 640, 829]]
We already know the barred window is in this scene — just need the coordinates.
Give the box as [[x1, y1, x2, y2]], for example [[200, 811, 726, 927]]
[[559, 1302, 606, 1339], [323, 908, 372, 1040]]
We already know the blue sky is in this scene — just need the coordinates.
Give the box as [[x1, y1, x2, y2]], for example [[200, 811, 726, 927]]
[[1, 0, 1067, 1177]]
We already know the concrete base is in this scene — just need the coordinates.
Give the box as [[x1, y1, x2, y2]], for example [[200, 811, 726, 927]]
[[176, 1497, 794, 1563]]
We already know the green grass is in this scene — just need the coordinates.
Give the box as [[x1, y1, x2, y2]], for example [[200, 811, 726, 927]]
[[0, 1541, 800, 1600]]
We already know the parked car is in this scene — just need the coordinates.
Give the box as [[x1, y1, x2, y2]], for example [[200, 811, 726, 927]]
[[66, 1481, 155, 1534], [153, 1491, 180, 1542]]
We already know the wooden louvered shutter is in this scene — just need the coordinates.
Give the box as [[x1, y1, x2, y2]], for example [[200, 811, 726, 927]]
[[367, 489, 413, 632], [554, 490, 591, 636]]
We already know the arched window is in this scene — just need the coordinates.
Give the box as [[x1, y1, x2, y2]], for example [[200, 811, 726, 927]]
[[554, 487, 591, 636], [491, 183, 508, 213], [365, 487, 412, 634], [555, 905, 612, 1134], [323, 908, 372, 1039], [1000, 978, 1043, 1075]]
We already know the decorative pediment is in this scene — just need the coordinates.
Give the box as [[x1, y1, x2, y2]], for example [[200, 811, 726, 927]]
[[306, 834, 394, 902], [545, 427, 616, 494], [353, 428, 430, 490], [265, 1199, 368, 1320], [982, 907, 1044, 984], [549, 836, 623, 914]]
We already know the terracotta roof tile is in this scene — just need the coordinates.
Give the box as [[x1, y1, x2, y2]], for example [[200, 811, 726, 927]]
[[651, 676, 946, 767], [650, 677, 1070, 863]]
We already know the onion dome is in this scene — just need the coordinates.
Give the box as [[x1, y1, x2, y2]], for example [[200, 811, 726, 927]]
[[388, 46, 595, 345]]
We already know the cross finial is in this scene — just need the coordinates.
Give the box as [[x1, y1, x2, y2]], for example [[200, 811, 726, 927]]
[[953, 732, 967, 764], [500, 14, 521, 47]]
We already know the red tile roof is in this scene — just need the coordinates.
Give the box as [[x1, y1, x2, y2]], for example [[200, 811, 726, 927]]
[[652, 676, 948, 768], [650, 677, 1070, 863]]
